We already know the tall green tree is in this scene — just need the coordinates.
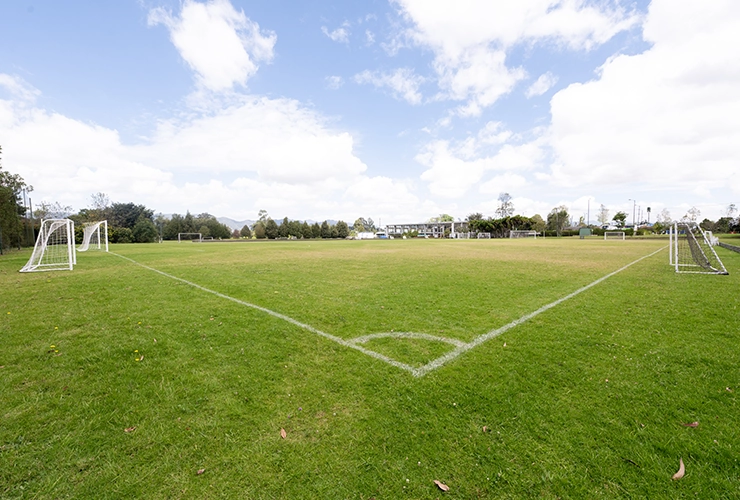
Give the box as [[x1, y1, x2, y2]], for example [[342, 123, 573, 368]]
[[0, 145, 33, 250], [320, 220, 331, 238], [612, 211, 627, 228], [265, 218, 279, 239], [336, 220, 349, 238], [133, 216, 158, 243], [254, 221, 266, 239], [301, 222, 313, 239], [240, 224, 252, 238], [110, 203, 154, 229], [547, 206, 570, 236], [530, 214, 546, 233], [278, 217, 290, 238]]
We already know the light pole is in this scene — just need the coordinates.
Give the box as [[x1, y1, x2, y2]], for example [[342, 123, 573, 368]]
[[629, 199, 636, 235]]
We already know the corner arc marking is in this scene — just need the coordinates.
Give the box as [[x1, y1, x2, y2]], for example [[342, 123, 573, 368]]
[[111, 246, 665, 378]]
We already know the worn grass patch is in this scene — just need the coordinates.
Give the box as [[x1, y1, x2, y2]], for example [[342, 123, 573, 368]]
[[1, 238, 739, 498]]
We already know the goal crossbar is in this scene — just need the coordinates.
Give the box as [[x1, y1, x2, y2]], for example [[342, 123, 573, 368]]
[[604, 231, 625, 240], [178, 233, 202, 243]]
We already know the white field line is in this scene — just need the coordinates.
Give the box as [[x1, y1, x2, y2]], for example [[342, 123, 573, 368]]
[[111, 253, 418, 374], [412, 246, 666, 377], [112, 246, 665, 377]]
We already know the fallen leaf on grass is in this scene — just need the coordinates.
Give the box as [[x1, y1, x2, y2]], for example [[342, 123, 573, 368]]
[[433, 480, 449, 491], [681, 421, 699, 428], [197, 468, 205, 475], [124, 427, 137, 433], [482, 426, 488, 433], [672, 458, 685, 480], [280, 428, 287, 439]]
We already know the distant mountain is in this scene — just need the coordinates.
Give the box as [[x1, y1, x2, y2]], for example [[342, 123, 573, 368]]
[[217, 217, 255, 231]]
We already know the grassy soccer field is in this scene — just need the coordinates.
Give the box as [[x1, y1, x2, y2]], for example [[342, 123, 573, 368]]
[[1, 238, 739, 498]]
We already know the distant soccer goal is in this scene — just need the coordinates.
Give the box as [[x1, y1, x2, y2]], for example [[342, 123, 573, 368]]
[[669, 222, 728, 275], [705, 230, 719, 246], [20, 219, 76, 272], [178, 233, 202, 243], [604, 231, 626, 240], [509, 230, 537, 239], [477, 232, 491, 239], [78, 221, 108, 252]]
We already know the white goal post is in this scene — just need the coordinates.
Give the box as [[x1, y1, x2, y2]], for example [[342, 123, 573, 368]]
[[477, 232, 492, 239], [178, 232, 202, 243], [20, 219, 76, 272], [78, 221, 108, 252], [669, 222, 728, 274], [509, 230, 538, 239], [604, 231, 626, 240]]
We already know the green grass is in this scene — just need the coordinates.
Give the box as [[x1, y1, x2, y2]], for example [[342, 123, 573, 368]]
[[1, 238, 739, 498]]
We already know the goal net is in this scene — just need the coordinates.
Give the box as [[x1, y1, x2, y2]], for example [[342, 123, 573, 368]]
[[477, 232, 491, 239], [509, 230, 537, 239], [178, 232, 202, 242], [20, 219, 76, 272], [604, 231, 625, 240], [78, 221, 108, 252], [669, 222, 728, 275]]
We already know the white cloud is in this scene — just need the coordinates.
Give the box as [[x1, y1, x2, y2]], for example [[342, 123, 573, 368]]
[[433, 46, 526, 116], [478, 173, 528, 194], [392, 0, 639, 112], [0, 74, 40, 103], [325, 75, 344, 89], [547, 0, 740, 198], [365, 30, 375, 45], [417, 122, 545, 198], [148, 0, 276, 91], [354, 68, 425, 105], [526, 72, 558, 98], [0, 74, 373, 219], [321, 24, 350, 44]]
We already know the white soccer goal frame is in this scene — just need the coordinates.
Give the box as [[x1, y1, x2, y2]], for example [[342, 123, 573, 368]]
[[509, 230, 538, 239], [669, 222, 728, 274], [78, 220, 108, 252], [477, 232, 492, 239], [178, 232, 202, 243], [604, 231, 626, 240], [20, 219, 76, 272]]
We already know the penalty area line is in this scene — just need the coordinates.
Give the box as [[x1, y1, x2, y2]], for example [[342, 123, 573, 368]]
[[412, 246, 667, 377], [110, 252, 418, 375]]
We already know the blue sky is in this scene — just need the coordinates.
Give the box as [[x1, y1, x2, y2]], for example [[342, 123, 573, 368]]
[[1, 0, 738, 225]]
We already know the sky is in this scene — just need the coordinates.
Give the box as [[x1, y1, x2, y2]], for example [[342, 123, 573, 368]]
[[0, 0, 738, 225]]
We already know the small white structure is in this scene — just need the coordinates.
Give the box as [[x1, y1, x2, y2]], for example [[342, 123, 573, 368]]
[[356, 232, 376, 240]]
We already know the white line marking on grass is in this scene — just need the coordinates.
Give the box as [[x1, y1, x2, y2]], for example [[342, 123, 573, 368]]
[[350, 332, 466, 348], [411, 246, 667, 377], [112, 246, 665, 377], [111, 253, 418, 375]]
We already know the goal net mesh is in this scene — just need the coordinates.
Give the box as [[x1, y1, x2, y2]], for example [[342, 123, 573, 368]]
[[509, 230, 537, 239], [670, 222, 728, 275], [604, 231, 625, 240], [20, 219, 76, 272], [78, 221, 108, 252]]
